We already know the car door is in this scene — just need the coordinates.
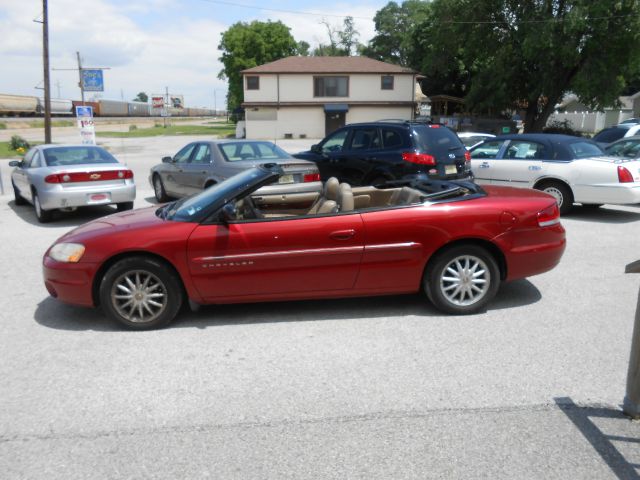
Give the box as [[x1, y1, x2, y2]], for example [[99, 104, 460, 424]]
[[186, 212, 364, 301], [332, 126, 383, 185], [163, 143, 197, 196], [12, 148, 38, 200], [313, 128, 351, 180], [469, 139, 506, 184], [489, 140, 547, 187], [180, 143, 212, 195]]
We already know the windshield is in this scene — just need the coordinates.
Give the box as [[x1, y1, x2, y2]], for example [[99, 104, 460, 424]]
[[593, 128, 627, 144], [412, 125, 465, 155], [218, 141, 290, 162], [162, 168, 275, 222], [43, 146, 119, 166]]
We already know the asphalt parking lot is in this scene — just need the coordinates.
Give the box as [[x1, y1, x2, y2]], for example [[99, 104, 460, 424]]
[[1, 131, 640, 478]]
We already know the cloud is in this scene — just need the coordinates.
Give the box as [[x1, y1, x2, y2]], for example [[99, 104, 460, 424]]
[[0, 0, 384, 107]]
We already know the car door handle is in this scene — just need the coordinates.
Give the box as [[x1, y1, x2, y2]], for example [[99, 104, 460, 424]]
[[330, 229, 355, 240], [479, 162, 490, 168]]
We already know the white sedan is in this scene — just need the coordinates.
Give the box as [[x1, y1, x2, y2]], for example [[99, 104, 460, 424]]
[[469, 133, 640, 214]]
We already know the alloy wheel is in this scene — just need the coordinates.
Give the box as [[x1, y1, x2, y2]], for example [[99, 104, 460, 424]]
[[110, 270, 167, 324], [439, 254, 490, 306]]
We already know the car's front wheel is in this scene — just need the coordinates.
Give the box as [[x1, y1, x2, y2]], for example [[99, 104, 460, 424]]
[[33, 191, 53, 223], [99, 256, 183, 330], [12, 182, 26, 206], [424, 245, 500, 314]]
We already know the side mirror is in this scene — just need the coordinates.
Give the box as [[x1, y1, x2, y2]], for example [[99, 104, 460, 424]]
[[8, 160, 21, 167], [311, 144, 321, 154], [219, 202, 237, 223], [162, 156, 173, 163]]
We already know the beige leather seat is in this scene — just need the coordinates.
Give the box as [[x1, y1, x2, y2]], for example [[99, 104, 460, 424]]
[[308, 177, 340, 214], [338, 183, 354, 212], [388, 186, 423, 206]]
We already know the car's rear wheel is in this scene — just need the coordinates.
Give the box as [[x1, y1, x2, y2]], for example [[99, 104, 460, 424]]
[[12, 182, 26, 205], [536, 181, 574, 215], [99, 256, 183, 330], [33, 191, 53, 223], [153, 174, 170, 202], [117, 201, 134, 211], [424, 245, 500, 314]]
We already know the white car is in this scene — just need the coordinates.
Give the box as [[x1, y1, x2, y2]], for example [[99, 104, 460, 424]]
[[469, 134, 640, 214]]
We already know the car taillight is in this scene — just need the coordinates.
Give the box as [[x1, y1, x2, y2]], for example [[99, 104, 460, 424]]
[[402, 152, 436, 166], [428, 124, 440, 129], [618, 165, 634, 183], [537, 203, 560, 227], [44, 170, 133, 183], [303, 173, 321, 182], [464, 151, 471, 163]]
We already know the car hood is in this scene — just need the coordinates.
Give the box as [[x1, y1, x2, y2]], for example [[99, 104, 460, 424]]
[[54, 205, 197, 254]]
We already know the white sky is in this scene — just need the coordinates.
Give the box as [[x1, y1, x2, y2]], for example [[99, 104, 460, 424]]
[[0, 0, 387, 109]]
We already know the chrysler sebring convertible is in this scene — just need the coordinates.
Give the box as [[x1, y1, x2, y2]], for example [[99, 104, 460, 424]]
[[43, 165, 566, 330]]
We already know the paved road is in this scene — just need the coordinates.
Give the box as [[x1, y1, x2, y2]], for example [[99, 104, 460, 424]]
[[1, 131, 639, 478]]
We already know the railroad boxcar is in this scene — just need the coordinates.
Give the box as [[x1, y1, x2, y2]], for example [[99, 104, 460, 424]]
[[0, 94, 39, 116]]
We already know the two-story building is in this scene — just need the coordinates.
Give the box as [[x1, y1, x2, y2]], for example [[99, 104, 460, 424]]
[[241, 56, 420, 139]]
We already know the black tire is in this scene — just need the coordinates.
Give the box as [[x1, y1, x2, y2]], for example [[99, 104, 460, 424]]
[[33, 191, 53, 223], [12, 182, 26, 206], [117, 201, 134, 211], [536, 181, 574, 215], [424, 245, 500, 315], [99, 256, 183, 330], [153, 174, 170, 202]]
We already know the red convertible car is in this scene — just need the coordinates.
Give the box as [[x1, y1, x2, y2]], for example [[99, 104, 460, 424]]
[[43, 166, 566, 329]]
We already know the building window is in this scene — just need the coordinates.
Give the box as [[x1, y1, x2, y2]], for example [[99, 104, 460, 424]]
[[246, 76, 260, 90], [381, 75, 394, 90], [314, 76, 348, 97]]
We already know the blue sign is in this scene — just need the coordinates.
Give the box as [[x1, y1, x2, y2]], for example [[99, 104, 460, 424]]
[[82, 69, 104, 92], [75, 105, 93, 118]]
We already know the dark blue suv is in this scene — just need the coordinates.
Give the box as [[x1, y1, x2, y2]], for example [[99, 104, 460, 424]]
[[293, 121, 472, 185]]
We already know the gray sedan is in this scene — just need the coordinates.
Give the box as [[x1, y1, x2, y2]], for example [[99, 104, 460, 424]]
[[149, 140, 322, 209], [10, 144, 136, 223]]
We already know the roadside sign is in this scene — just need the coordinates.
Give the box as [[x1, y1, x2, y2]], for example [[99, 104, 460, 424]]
[[152, 96, 164, 109], [75, 105, 96, 145], [82, 69, 104, 92]]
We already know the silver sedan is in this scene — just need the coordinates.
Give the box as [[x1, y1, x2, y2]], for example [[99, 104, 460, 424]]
[[148, 140, 322, 209], [10, 144, 136, 223]]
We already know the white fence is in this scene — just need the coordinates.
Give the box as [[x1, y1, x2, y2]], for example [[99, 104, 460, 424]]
[[547, 110, 634, 133]]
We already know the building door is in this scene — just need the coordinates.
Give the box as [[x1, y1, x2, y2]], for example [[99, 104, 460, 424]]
[[325, 112, 346, 136]]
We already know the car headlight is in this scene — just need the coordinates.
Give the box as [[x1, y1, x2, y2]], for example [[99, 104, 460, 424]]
[[49, 243, 85, 263]]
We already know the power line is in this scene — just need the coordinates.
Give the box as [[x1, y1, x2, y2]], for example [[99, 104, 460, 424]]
[[197, 0, 636, 25], [197, 0, 372, 20]]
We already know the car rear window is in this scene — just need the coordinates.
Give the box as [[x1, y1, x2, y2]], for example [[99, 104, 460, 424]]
[[43, 147, 119, 166], [592, 127, 627, 144], [412, 125, 464, 155], [568, 141, 605, 159], [219, 142, 290, 162]]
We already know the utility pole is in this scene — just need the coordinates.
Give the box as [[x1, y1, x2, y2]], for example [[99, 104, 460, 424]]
[[76, 51, 85, 105], [55, 80, 61, 98], [624, 260, 640, 418], [41, 0, 52, 143]]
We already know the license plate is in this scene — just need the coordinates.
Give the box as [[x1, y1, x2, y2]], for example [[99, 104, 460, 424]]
[[88, 193, 111, 204], [278, 174, 294, 184], [445, 165, 458, 175]]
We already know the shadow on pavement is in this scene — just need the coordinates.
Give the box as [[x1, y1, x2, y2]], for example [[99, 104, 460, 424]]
[[34, 279, 540, 332], [7, 199, 119, 228], [564, 205, 640, 224], [555, 397, 640, 479]]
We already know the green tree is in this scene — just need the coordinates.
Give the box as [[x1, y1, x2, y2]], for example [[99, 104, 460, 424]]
[[362, 1, 432, 66], [411, 0, 640, 132], [133, 92, 148, 103], [312, 17, 361, 56], [218, 20, 299, 112]]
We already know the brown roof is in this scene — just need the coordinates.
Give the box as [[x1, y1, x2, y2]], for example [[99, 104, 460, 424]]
[[242, 56, 415, 74]]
